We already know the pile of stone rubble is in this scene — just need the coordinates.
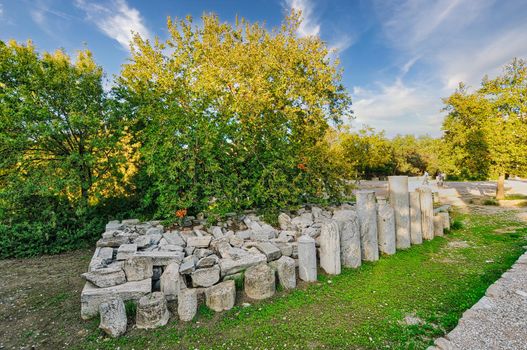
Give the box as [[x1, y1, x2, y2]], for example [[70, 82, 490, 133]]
[[81, 176, 451, 337]]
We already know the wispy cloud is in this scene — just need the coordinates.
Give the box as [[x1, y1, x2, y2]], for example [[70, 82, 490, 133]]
[[284, 0, 320, 37], [75, 0, 151, 50]]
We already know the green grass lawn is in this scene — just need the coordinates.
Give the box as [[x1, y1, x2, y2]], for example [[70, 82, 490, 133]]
[[78, 211, 526, 350]]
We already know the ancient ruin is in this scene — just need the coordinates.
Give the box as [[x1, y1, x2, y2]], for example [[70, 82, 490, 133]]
[[81, 176, 451, 337]]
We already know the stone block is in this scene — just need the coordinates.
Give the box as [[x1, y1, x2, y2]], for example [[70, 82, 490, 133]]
[[219, 252, 267, 276], [136, 292, 170, 329], [186, 236, 212, 248], [135, 251, 184, 266], [269, 256, 296, 290], [124, 256, 153, 281], [298, 235, 317, 282], [82, 266, 126, 288], [116, 244, 137, 260], [255, 242, 282, 262], [377, 202, 396, 255], [319, 220, 341, 275], [244, 263, 275, 300], [205, 280, 236, 312], [160, 262, 180, 301], [191, 265, 220, 287], [99, 298, 127, 338], [178, 288, 197, 321]]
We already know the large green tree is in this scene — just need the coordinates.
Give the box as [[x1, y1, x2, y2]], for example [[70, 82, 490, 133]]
[[118, 12, 352, 217]]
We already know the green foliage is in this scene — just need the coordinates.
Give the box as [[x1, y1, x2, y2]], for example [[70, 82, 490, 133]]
[[117, 12, 353, 218], [483, 198, 499, 206], [125, 300, 137, 319]]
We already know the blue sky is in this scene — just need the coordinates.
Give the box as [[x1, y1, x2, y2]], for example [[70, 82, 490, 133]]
[[1, 0, 527, 136]]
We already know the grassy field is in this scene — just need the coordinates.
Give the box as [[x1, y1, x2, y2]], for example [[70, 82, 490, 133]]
[[1, 210, 526, 350]]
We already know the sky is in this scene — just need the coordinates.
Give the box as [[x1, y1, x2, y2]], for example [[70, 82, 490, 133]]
[[1, 0, 527, 137]]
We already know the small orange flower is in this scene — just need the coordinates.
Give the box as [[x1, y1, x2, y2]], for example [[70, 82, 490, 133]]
[[175, 209, 187, 218], [297, 163, 306, 171]]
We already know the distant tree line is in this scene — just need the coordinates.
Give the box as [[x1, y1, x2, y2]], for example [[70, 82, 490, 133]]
[[1, 12, 524, 257]]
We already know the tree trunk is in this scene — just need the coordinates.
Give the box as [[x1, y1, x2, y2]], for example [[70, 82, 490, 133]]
[[496, 173, 505, 200]]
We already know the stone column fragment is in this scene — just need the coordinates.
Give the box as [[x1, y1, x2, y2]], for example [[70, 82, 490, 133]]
[[409, 191, 423, 244], [439, 212, 450, 231], [388, 176, 411, 249], [377, 202, 396, 255], [356, 190, 379, 261], [319, 220, 341, 275], [419, 187, 434, 240], [334, 212, 361, 268], [433, 215, 444, 237], [178, 288, 197, 321], [298, 235, 317, 282]]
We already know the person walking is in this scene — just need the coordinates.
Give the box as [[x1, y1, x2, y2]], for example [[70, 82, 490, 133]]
[[422, 170, 429, 185]]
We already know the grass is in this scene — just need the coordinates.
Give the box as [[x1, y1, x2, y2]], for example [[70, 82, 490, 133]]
[[505, 194, 527, 200], [483, 198, 499, 206], [75, 210, 526, 350]]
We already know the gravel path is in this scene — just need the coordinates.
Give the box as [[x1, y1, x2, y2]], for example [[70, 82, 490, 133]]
[[428, 250, 527, 350]]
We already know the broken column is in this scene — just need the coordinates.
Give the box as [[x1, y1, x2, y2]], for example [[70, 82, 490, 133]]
[[377, 202, 396, 255], [439, 212, 450, 231], [334, 211, 361, 268], [298, 235, 317, 282], [244, 263, 275, 300], [135, 292, 170, 329], [388, 176, 411, 249], [177, 288, 197, 321], [433, 215, 444, 237], [409, 191, 423, 244], [419, 187, 434, 240], [319, 220, 341, 275], [356, 190, 379, 261]]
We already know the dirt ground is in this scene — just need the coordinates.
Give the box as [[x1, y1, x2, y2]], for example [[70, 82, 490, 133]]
[[1, 180, 526, 350]]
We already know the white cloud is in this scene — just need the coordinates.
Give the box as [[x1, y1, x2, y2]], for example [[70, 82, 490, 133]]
[[352, 79, 443, 136], [75, 0, 151, 50], [0, 3, 4, 18], [284, 0, 320, 37]]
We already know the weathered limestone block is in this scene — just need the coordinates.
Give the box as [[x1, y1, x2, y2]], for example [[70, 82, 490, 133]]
[[196, 254, 219, 268], [82, 266, 126, 288], [124, 256, 153, 282], [291, 213, 314, 230], [273, 242, 293, 257], [319, 220, 341, 275], [177, 288, 197, 321], [122, 219, 140, 225], [298, 235, 317, 282], [106, 220, 123, 231], [116, 244, 137, 260], [332, 209, 355, 222], [433, 215, 444, 237], [135, 251, 184, 266], [179, 256, 196, 274], [205, 280, 236, 312], [81, 279, 151, 319], [163, 231, 185, 246], [244, 263, 275, 300], [388, 176, 411, 249], [97, 236, 130, 248], [278, 213, 293, 230], [255, 242, 282, 262], [356, 190, 379, 261], [186, 236, 212, 248], [377, 202, 396, 255], [439, 212, 450, 231], [409, 191, 423, 244], [269, 256, 296, 290], [160, 262, 180, 301], [99, 298, 127, 338], [334, 212, 361, 268], [191, 265, 221, 287], [136, 292, 170, 329], [218, 252, 266, 276], [418, 187, 434, 240]]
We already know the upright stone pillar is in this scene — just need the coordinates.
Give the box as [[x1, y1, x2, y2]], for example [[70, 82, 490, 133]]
[[319, 220, 341, 275], [356, 190, 379, 261], [409, 191, 423, 244], [439, 212, 450, 231], [335, 214, 361, 268], [298, 235, 317, 282], [433, 215, 444, 237], [377, 202, 396, 255], [419, 187, 434, 240], [388, 176, 411, 249]]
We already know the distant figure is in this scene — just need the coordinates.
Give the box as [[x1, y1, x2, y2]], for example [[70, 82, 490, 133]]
[[422, 171, 429, 185], [436, 172, 444, 187]]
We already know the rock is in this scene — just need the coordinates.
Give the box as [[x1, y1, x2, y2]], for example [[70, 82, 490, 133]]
[[205, 280, 236, 312], [255, 242, 282, 262], [116, 244, 137, 260], [291, 213, 314, 230], [146, 226, 163, 236], [235, 230, 252, 240], [81, 279, 151, 320], [191, 265, 221, 287], [179, 257, 196, 274], [388, 176, 411, 249], [194, 248, 213, 259], [160, 262, 180, 301], [82, 266, 126, 288], [106, 221, 123, 231], [196, 254, 219, 268], [99, 298, 127, 338], [218, 252, 267, 276], [332, 209, 355, 222], [136, 292, 170, 329], [377, 203, 396, 255], [334, 212, 361, 268], [211, 226, 224, 239], [277, 231, 295, 242], [133, 235, 152, 249], [273, 242, 294, 257], [97, 236, 130, 248], [229, 235, 244, 248], [244, 263, 275, 300], [433, 214, 444, 237], [124, 256, 153, 282], [159, 244, 184, 252], [177, 289, 197, 321], [269, 256, 296, 289], [319, 220, 341, 275], [163, 231, 185, 246], [439, 212, 450, 231], [356, 190, 379, 261], [135, 251, 184, 266], [419, 187, 434, 240], [311, 207, 323, 221], [187, 236, 212, 248], [298, 235, 317, 282], [122, 219, 140, 226], [278, 213, 293, 230], [409, 191, 423, 244], [302, 226, 321, 238]]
